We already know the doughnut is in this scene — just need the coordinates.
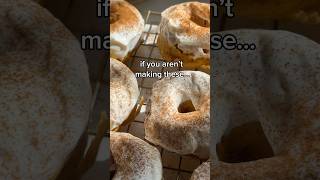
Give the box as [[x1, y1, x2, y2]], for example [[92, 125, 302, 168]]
[[0, 0, 91, 179], [191, 161, 210, 180], [110, 132, 162, 180], [157, 2, 210, 71], [145, 71, 210, 158], [110, 0, 144, 61], [212, 30, 320, 178], [110, 58, 139, 130]]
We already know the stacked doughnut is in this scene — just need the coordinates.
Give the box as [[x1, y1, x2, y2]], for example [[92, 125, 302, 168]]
[[157, 2, 210, 72], [110, 0, 144, 61]]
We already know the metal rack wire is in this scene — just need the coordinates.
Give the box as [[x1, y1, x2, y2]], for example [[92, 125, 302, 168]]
[[119, 11, 205, 180]]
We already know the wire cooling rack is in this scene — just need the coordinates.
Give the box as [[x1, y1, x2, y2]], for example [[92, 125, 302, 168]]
[[118, 11, 205, 180]]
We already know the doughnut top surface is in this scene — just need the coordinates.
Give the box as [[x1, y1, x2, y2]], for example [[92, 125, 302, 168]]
[[212, 29, 320, 178], [191, 161, 210, 180], [110, 132, 162, 180], [110, 0, 142, 32], [110, 58, 139, 130], [161, 2, 210, 46], [110, 0, 144, 61], [0, 0, 91, 179], [145, 71, 210, 158]]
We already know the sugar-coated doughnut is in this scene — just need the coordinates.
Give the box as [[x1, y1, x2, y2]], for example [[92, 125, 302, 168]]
[[110, 0, 144, 61], [191, 161, 210, 180], [157, 2, 210, 71], [212, 29, 320, 179], [110, 132, 162, 180], [145, 71, 210, 158], [110, 58, 139, 130], [0, 0, 91, 179]]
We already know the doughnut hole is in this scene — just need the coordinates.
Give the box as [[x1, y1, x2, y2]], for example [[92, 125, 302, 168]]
[[190, 4, 210, 27], [216, 121, 274, 163], [178, 100, 196, 113]]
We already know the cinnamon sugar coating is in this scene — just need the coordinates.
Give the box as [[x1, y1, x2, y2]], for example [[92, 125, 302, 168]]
[[191, 161, 210, 180], [145, 71, 210, 159], [110, 58, 139, 130], [110, 132, 162, 180], [157, 2, 210, 67], [0, 0, 91, 179], [211, 29, 320, 179], [110, 0, 144, 61]]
